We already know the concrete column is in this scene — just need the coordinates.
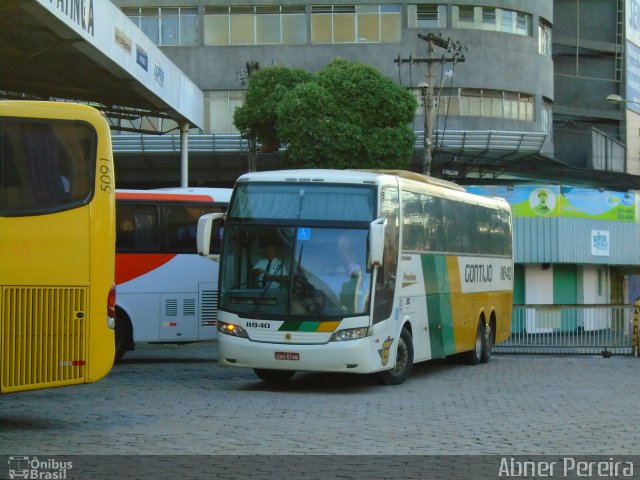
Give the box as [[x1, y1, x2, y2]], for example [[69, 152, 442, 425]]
[[180, 121, 189, 187]]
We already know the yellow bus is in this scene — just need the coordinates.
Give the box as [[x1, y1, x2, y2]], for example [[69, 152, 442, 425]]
[[0, 101, 116, 393], [198, 169, 513, 385]]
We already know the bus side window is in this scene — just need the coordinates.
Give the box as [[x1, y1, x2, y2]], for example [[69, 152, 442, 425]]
[[116, 203, 159, 252], [401, 191, 425, 251], [166, 205, 200, 252], [134, 213, 158, 250], [423, 194, 443, 252], [116, 217, 135, 251]]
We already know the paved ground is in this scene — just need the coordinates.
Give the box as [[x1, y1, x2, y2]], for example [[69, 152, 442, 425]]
[[1, 343, 639, 478]]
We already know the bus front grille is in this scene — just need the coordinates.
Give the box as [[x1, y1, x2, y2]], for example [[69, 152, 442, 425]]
[[1, 287, 87, 393]]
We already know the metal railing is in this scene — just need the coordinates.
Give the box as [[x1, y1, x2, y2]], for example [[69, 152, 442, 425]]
[[495, 304, 637, 355], [111, 130, 546, 155], [112, 133, 250, 154]]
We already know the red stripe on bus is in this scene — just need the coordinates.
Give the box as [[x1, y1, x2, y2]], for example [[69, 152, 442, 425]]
[[115, 253, 177, 285], [115, 192, 214, 202]]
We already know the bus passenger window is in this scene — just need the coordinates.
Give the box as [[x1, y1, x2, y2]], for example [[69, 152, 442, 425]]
[[116, 217, 135, 251], [116, 203, 159, 252], [166, 205, 209, 253]]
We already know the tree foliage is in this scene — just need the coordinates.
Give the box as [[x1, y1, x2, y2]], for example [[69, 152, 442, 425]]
[[233, 66, 313, 149], [233, 59, 417, 168]]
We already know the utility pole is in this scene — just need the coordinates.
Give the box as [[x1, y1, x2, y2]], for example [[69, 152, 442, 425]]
[[237, 61, 260, 172], [395, 34, 465, 176]]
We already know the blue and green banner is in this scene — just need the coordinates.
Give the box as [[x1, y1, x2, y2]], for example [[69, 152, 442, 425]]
[[560, 187, 636, 222], [466, 185, 637, 222]]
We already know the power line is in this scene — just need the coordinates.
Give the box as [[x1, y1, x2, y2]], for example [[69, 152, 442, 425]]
[[394, 33, 466, 175]]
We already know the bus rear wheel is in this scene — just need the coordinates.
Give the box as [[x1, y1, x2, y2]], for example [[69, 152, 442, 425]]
[[254, 369, 295, 384], [464, 319, 484, 365], [114, 310, 133, 363], [480, 321, 493, 363], [373, 327, 414, 385]]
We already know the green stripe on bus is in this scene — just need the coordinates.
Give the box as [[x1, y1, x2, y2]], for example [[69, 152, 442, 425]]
[[422, 254, 456, 358], [278, 321, 322, 332], [299, 321, 321, 332], [279, 321, 300, 331]]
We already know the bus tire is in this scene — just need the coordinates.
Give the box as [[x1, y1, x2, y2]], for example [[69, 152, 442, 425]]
[[480, 321, 493, 364], [114, 309, 133, 363], [464, 319, 484, 365], [254, 369, 295, 384], [373, 327, 414, 385]]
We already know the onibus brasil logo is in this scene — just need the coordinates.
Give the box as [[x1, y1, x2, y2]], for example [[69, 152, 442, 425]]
[[8, 456, 72, 479]]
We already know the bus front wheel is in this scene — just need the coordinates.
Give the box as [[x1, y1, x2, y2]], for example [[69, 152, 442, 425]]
[[373, 327, 414, 385], [254, 369, 295, 384]]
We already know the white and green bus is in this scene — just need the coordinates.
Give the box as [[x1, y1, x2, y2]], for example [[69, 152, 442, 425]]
[[198, 169, 513, 385]]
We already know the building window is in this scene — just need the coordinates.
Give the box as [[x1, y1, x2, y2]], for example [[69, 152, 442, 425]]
[[481, 7, 496, 30], [418, 88, 535, 122], [541, 98, 552, 136], [311, 4, 401, 44], [500, 9, 513, 33], [458, 5, 475, 25], [408, 4, 447, 29], [204, 6, 307, 46], [204, 91, 245, 134], [452, 5, 531, 36], [516, 12, 530, 36], [538, 19, 552, 57], [123, 7, 199, 46]]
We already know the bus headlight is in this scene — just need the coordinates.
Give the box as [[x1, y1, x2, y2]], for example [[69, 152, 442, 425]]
[[217, 321, 248, 338], [330, 327, 372, 342]]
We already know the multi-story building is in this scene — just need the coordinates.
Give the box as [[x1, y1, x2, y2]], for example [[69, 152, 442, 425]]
[[111, 1, 557, 186]]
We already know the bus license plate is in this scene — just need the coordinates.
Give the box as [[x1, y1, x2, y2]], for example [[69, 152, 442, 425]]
[[275, 352, 299, 361]]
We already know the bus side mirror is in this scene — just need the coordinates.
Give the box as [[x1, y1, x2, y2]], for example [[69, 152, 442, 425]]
[[369, 217, 387, 267], [197, 212, 225, 257]]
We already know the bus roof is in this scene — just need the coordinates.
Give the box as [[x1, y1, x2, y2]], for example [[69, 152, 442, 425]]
[[116, 187, 232, 203], [236, 169, 509, 211], [236, 169, 464, 190]]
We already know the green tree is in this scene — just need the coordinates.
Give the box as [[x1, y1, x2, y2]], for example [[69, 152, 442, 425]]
[[234, 60, 417, 168], [233, 66, 313, 151]]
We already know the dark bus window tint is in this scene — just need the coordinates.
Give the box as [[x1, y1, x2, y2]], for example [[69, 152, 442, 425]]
[[0, 118, 96, 216], [492, 208, 512, 256], [116, 203, 160, 252], [401, 190, 425, 251], [423, 195, 443, 252], [165, 204, 225, 253], [410, 194, 510, 257]]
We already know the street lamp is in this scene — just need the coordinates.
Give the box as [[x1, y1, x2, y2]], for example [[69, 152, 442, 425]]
[[606, 93, 624, 105], [605, 93, 640, 107]]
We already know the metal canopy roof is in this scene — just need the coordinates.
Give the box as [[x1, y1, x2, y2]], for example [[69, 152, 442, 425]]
[[0, 0, 203, 133], [108, 130, 640, 191]]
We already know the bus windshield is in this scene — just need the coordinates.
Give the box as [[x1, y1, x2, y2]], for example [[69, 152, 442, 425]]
[[221, 182, 375, 318], [220, 225, 372, 318]]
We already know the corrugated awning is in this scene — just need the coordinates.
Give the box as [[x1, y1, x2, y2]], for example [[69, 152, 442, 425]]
[[0, 0, 203, 133]]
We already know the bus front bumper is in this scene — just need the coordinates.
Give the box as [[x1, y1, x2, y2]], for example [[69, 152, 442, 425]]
[[217, 335, 375, 374]]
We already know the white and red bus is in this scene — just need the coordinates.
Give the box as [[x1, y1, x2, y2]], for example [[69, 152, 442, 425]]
[[114, 187, 231, 360]]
